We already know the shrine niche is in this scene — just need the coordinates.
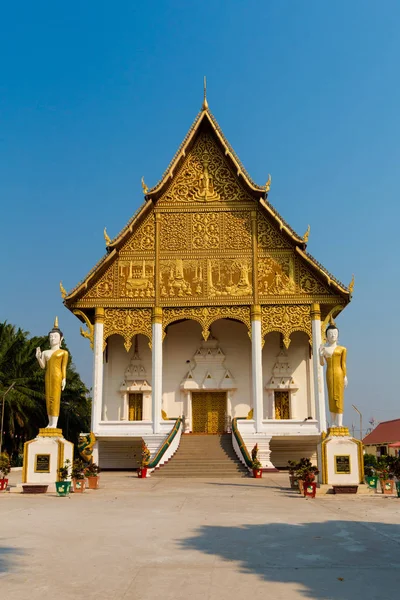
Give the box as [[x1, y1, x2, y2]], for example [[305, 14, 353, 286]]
[[265, 349, 299, 420]]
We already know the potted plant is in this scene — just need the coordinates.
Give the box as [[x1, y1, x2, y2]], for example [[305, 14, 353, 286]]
[[56, 459, 71, 497], [85, 462, 100, 489], [295, 458, 319, 496], [376, 457, 395, 495], [251, 444, 262, 478], [364, 464, 378, 489], [0, 453, 11, 491], [288, 460, 298, 489], [138, 440, 150, 478], [71, 459, 86, 493]]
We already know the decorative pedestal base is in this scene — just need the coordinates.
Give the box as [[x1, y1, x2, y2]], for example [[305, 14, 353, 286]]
[[319, 427, 363, 487], [22, 428, 73, 492]]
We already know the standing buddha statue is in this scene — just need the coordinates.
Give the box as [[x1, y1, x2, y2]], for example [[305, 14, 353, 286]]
[[319, 317, 348, 428]]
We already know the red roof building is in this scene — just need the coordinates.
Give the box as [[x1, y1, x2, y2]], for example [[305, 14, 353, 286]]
[[363, 419, 400, 457]]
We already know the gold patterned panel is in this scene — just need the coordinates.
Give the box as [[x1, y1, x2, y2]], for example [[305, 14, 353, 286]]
[[261, 305, 312, 348], [192, 392, 226, 433], [257, 212, 293, 250], [83, 264, 116, 300], [192, 212, 220, 249], [118, 259, 155, 299], [157, 132, 253, 205], [299, 263, 330, 295], [223, 211, 252, 249], [120, 213, 155, 252], [274, 391, 290, 419], [163, 306, 251, 341], [103, 308, 152, 351], [160, 213, 190, 251]]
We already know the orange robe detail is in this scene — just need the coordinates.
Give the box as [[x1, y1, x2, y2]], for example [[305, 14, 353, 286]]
[[325, 346, 347, 415]]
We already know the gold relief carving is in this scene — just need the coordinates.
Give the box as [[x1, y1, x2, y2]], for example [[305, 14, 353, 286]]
[[261, 305, 312, 348], [84, 265, 115, 299], [158, 132, 252, 205], [299, 264, 330, 295], [160, 259, 204, 298], [223, 211, 252, 249], [258, 255, 296, 296], [160, 213, 189, 251], [103, 308, 152, 351], [118, 259, 155, 299], [207, 258, 252, 298], [163, 306, 251, 341], [121, 213, 155, 252], [192, 212, 220, 249], [257, 212, 292, 250]]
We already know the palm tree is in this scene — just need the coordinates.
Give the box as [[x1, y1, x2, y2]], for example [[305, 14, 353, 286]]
[[0, 322, 90, 460]]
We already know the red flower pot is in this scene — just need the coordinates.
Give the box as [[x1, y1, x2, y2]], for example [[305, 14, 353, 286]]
[[0, 478, 8, 491], [304, 482, 317, 498], [138, 468, 148, 479], [252, 469, 262, 478]]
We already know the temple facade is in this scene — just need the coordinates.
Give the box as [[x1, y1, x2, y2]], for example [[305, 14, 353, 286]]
[[64, 98, 351, 472]]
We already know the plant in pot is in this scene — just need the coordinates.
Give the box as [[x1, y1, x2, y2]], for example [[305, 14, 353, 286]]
[[0, 453, 11, 491], [376, 457, 395, 495], [85, 462, 100, 489], [56, 459, 71, 497], [295, 458, 319, 495], [251, 444, 262, 478], [71, 459, 86, 493], [288, 460, 298, 489], [138, 441, 150, 478], [364, 464, 378, 489]]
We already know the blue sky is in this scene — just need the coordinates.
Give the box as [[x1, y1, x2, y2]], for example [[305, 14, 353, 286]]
[[1, 1, 399, 434]]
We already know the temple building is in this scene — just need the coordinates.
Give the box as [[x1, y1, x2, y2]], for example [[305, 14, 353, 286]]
[[64, 94, 352, 473]]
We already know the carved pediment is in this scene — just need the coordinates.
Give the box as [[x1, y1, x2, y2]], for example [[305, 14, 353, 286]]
[[158, 132, 253, 206]]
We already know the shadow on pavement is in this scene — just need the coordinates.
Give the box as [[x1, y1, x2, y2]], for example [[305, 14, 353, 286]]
[[0, 544, 23, 574], [178, 520, 400, 599]]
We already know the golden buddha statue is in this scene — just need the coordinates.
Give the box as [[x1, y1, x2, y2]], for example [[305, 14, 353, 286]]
[[36, 317, 69, 428], [319, 318, 348, 427]]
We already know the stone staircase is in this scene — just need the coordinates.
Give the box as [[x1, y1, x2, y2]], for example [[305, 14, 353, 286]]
[[153, 433, 249, 478]]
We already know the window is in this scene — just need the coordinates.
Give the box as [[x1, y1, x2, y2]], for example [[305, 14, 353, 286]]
[[129, 393, 143, 421], [274, 391, 290, 419]]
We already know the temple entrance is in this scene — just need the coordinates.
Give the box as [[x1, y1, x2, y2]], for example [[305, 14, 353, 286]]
[[192, 392, 226, 433], [129, 393, 143, 421]]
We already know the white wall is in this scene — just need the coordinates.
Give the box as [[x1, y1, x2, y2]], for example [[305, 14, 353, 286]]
[[162, 319, 252, 418], [262, 331, 313, 421], [102, 322, 314, 423], [103, 334, 152, 421]]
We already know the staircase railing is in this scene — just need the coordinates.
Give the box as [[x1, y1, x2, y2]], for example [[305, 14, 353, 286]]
[[231, 417, 252, 469], [147, 417, 183, 469]]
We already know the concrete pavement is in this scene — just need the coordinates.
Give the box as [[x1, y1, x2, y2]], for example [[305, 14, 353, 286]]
[[1, 471, 400, 599]]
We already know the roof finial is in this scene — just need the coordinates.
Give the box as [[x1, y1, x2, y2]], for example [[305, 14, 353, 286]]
[[202, 76, 209, 110]]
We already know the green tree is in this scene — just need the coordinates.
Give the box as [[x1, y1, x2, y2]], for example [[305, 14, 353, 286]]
[[0, 321, 90, 460]]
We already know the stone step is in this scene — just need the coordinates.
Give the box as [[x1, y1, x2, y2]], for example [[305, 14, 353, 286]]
[[153, 434, 247, 478]]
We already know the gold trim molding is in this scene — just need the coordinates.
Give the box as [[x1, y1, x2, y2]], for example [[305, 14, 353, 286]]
[[261, 304, 312, 348], [73, 310, 94, 350], [103, 308, 152, 351], [162, 306, 251, 341]]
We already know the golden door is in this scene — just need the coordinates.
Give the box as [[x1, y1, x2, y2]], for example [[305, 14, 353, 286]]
[[274, 391, 290, 419], [192, 392, 226, 433], [129, 393, 143, 421]]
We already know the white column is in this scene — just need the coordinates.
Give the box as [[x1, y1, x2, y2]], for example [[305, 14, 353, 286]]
[[311, 304, 327, 433], [91, 307, 104, 433], [251, 305, 263, 433], [151, 307, 163, 434]]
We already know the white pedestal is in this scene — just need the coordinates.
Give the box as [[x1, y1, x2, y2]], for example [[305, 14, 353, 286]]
[[319, 427, 363, 486], [22, 428, 73, 492]]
